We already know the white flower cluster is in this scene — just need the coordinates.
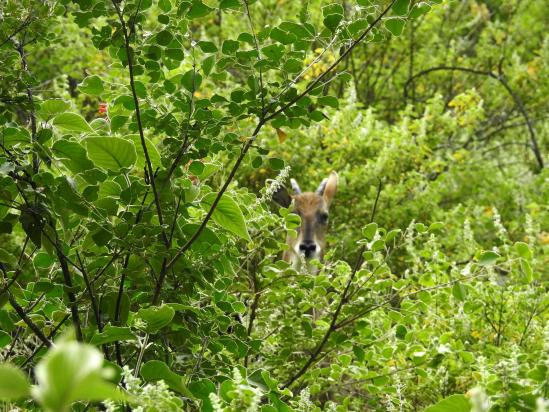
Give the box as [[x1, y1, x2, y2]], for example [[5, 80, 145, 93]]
[[469, 386, 491, 412], [104, 366, 182, 412], [209, 368, 263, 412], [260, 165, 291, 204], [491, 207, 508, 243]]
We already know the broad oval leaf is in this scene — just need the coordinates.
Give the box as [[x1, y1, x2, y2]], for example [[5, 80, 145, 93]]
[[90, 326, 136, 346], [83, 137, 137, 171], [201, 193, 251, 241], [135, 305, 175, 334], [127, 134, 161, 170], [189, 378, 216, 399], [478, 250, 499, 266], [32, 340, 127, 411], [79, 75, 104, 96], [514, 241, 532, 260], [0, 363, 30, 400], [424, 394, 471, 412], [38, 99, 70, 118], [52, 140, 95, 173], [392, 0, 410, 16], [53, 113, 94, 133], [1, 127, 31, 148], [141, 360, 190, 395], [384, 18, 405, 36]]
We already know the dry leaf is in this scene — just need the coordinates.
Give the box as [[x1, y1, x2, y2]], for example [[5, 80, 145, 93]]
[[276, 128, 288, 143]]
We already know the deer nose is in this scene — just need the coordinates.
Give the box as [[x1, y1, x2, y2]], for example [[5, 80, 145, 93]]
[[299, 241, 317, 258]]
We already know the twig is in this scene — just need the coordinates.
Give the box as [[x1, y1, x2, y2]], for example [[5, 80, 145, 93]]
[[404, 65, 544, 169], [8, 292, 51, 348]]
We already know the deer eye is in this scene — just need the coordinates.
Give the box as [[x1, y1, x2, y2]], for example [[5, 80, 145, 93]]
[[318, 212, 329, 224]]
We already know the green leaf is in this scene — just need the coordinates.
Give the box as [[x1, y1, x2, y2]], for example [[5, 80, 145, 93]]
[[261, 44, 284, 61], [181, 69, 202, 92], [478, 251, 499, 266], [156, 30, 173, 46], [141, 361, 190, 395], [52, 140, 95, 173], [165, 48, 184, 61], [189, 378, 215, 399], [53, 113, 94, 133], [410, 2, 431, 18], [33, 340, 127, 411], [38, 99, 70, 118], [514, 241, 532, 260], [222, 40, 239, 54], [452, 282, 467, 301], [1, 127, 31, 147], [384, 18, 405, 36], [201, 193, 251, 241], [90, 326, 136, 346], [202, 55, 215, 76], [83, 137, 137, 171], [189, 160, 205, 176], [395, 324, 407, 339], [127, 135, 161, 170], [269, 158, 285, 171], [158, 0, 172, 12], [322, 3, 344, 16], [424, 394, 471, 412], [0, 331, 12, 348], [392, 0, 410, 16], [283, 58, 302, 73], [362, 222, 378, 241], [459, 351, 475, 364], [135, 305, 175, 334], [219, 0, 240, 10], [270, 28, 296, 45], [318, 95, 339, 108], [197, 41, 218, 53], [323, 14, 343, 32], [527, 364, 548, 382], [0, 248, 17, 267], [79, 75, 104, 96], [348, 18, 369, 36], [187, 0, 213, 19], [90, 118, 110, 133], [0, 363, 30, 400]]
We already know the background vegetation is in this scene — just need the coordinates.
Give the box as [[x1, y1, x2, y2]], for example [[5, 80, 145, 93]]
[[0, 0, 547, 411]]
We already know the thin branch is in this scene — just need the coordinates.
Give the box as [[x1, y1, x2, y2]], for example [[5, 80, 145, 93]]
[[15, 40, 39, 173], [404, 65, 544, 169], [56, 244, 83, 341], [265, 0, 397, 122], [7, 291, 51, 348], [111, 0, 169, 247], [21, 314, 70, 367], [242, 0, 265, 115], [0, 15, 32, 49], [77, 252, 101, 331]]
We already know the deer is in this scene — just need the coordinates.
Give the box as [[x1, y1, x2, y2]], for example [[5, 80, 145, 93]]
[[273, 171, 338, 266]]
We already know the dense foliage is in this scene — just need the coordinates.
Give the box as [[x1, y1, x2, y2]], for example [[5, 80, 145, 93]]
[[0, 0, 547, 411]]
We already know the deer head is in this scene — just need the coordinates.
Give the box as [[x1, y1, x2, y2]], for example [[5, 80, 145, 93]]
[[273, 172, 338, 263]]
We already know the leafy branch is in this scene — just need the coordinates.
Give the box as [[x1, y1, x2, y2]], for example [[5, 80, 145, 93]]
[[404, 64, 544, 170], [166, 0, 398, 272]]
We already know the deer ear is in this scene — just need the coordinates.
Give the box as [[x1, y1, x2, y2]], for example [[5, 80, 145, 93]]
[[322, 171, 338, 207], [272, 185, 292, 208]]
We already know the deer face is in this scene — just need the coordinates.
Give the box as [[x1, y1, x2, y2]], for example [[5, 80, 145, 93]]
[[273, 172, 338, 262]]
